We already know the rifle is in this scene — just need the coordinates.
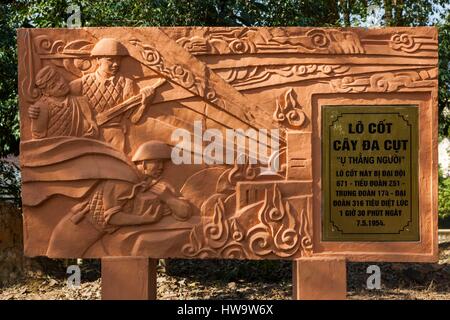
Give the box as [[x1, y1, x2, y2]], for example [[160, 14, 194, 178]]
[[96, 78, 166, 126]]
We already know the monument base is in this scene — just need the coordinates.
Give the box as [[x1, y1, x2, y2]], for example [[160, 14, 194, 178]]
[[292, 257, 346, 300], [101, 257, 157, 300]]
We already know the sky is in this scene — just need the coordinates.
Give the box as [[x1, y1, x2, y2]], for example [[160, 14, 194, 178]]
[[356, 2, 449, 27]]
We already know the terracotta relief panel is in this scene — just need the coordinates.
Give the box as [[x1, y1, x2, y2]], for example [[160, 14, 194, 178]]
[[18, 27, 437, 261]]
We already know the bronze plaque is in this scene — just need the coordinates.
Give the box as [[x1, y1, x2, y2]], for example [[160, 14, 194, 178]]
[[322, 105, 419, 241]]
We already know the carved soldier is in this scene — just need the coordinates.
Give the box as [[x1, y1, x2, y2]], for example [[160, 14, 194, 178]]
[[27, 66, 98, 139], [70, 38, 155, 152], [46, 140, 192, 257]]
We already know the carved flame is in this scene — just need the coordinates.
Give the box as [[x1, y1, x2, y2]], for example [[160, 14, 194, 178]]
[[247, 184, 302, 258], [273, 88, 306, 128]]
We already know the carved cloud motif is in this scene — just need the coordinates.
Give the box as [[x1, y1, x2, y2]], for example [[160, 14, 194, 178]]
[[390, 33, 438, 53], [175, 28, 365, 55], [330, 69, 437, 93]]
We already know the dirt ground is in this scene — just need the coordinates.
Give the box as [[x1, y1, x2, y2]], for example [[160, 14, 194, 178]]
[[1, 243, 450, 300]]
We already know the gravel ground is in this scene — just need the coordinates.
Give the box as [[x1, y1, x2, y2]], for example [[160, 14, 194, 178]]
[[1, 243, 450, 300]]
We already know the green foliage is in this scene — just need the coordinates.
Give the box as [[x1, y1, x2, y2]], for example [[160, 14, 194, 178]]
[[0, 4, 20, 157], [439, 166, 450, 220], [439, 19, 450, 137], [0, 159, 21, 208], [6, 0, 348, 28], [252, 0, 342, 26], [365, 0, 448, 26]]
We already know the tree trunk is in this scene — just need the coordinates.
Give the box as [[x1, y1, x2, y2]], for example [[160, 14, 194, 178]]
[[394, 0, 404, 26], [384, 0, 393, 26], [326, 0, 341, 26], [340, 0, 352, 27], [0, 202, 24, 286]]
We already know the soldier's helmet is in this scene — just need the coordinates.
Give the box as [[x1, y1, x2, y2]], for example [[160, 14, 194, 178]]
[[132, 141, 172, 162], [90, 38, 129, 57]]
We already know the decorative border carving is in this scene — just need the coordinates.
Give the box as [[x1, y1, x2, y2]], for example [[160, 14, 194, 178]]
[[390, 33, 438, 53], [176, 28, 365, 55], [329, 69, 437, 93]]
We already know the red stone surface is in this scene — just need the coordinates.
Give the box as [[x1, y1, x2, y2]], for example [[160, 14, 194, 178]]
[[18, 27, 438, 262], [293, 257, 346, 300], [101, 257, 157, 300]]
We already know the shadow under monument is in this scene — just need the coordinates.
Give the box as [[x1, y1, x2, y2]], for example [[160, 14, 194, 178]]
[[165, 259, 292, 283], [347, 242, 450, 295], [10, 242, 449, 297]]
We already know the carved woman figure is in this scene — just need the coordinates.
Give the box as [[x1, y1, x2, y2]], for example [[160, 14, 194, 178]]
[[28, 65, 98, 139]]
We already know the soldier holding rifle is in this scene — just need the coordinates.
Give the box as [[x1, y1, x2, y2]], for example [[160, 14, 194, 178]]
[[69, 38, 164, 152]]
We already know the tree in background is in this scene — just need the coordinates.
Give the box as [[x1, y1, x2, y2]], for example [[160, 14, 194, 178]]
[[439, 16, 450, 137], [0, 4, 20, 157], [0, 3, 22, 207]]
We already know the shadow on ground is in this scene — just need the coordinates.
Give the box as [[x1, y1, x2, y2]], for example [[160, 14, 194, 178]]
[[2, 243, 448, 300]]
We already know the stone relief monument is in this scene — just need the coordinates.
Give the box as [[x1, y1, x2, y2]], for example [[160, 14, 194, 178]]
[[18, 27, 438, 264]]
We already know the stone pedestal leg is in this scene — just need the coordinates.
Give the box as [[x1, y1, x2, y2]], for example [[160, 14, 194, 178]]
[[101, 257, 157, 300], [292, 257, 346, 300]]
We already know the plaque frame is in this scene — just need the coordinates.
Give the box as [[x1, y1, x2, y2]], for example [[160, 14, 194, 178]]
[[312, 93, 437, 262], [321, 105, 419, 242]]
